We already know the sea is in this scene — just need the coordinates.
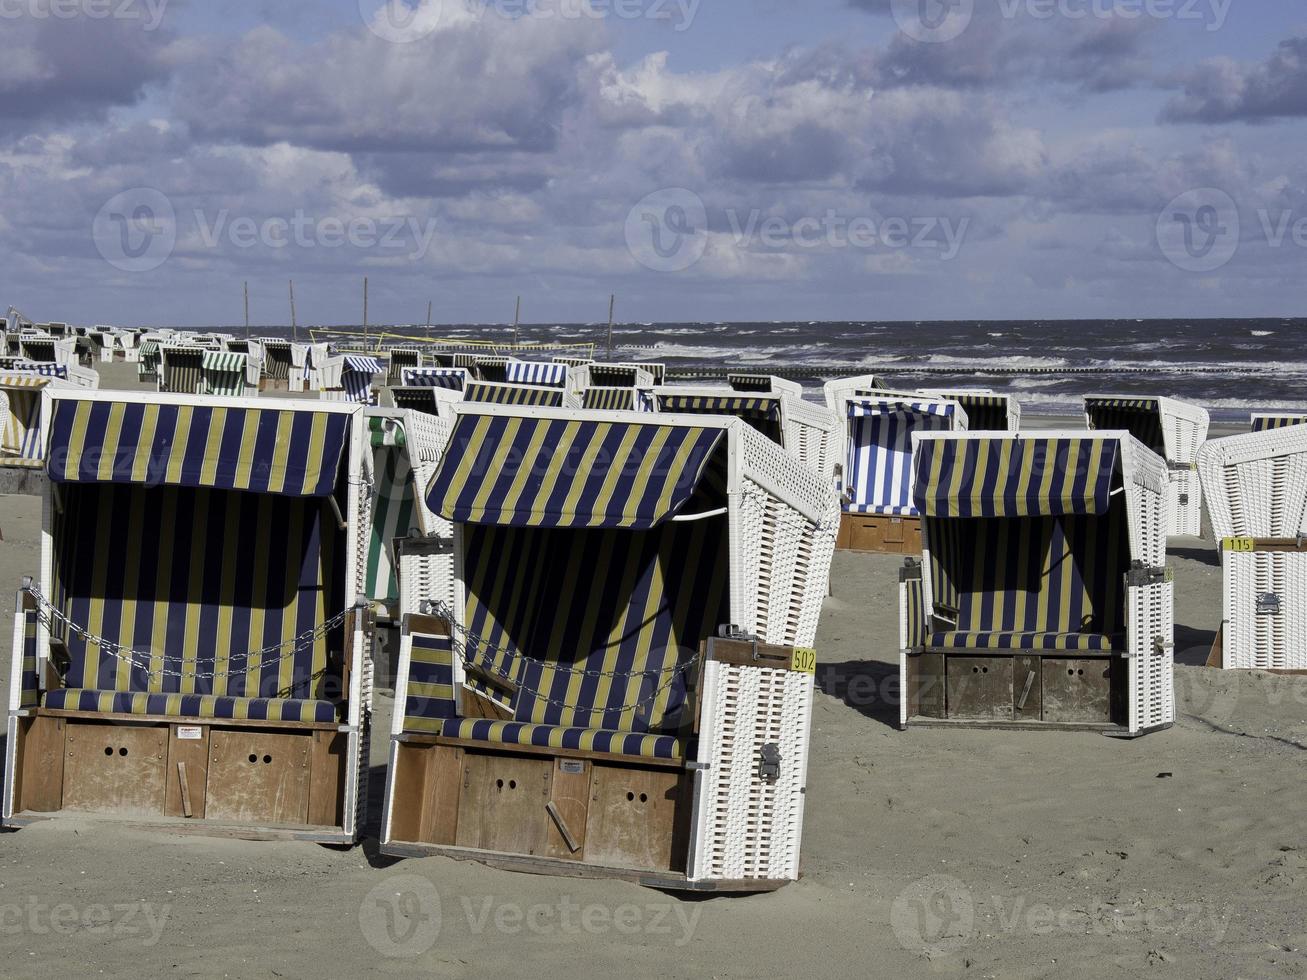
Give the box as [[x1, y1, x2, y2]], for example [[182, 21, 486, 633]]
[[212, 317, 1304, 422]]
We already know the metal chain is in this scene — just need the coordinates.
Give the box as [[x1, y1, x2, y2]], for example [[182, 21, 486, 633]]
[[424, 600, 701, 714], [24, 584, 355, 684]]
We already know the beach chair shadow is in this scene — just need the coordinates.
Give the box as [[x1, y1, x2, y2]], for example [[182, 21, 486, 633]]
[[1174, 624, 1218, 666], [1169, 546, 1219, 567], [815, 660, 901, 729]]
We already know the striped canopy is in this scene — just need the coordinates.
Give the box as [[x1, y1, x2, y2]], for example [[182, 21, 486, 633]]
[[727, 373, 774, 393], [845, 399, 957, 515], [1252, 414, 1307, 433], [1085, 397, 1164, 456], [1, 375, 50, 459], [914, 436, 1122, 518], [583, 387, 641, 412], [3, 361, 65, 378], [506, 361, 568, 387], [947, 393, 1010, 432], [403, 367, 465, 390], [48, 400, 351, 497], [344, 355, 384, 375], [427, 413, 725, 529], [465, 382, 566, 407], [202, 350, 246, 374]]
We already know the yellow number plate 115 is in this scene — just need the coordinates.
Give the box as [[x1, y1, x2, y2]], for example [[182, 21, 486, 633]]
[[1222, 537, 1256, 553]]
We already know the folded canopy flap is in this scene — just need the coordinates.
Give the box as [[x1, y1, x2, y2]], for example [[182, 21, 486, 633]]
[[0, 374, 52, 389], [914, 436, 1122, 518], [427, 413, 726, 529], [201, 350, 247, 374], [403, 367, 465, 389], [506, 361, 568, 387], [849, 398, 956, 420], [47, 399, 352, 497]]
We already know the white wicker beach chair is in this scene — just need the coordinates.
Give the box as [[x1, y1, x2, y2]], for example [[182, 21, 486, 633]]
[[829, 386, 969, 554], [1084, 395, 1209, 538], [899, 431, 1174, 735], [1198, 425, 1307, 670], [321, 354, 385, 405], [918, 389, 1021, 432], [3, 390, 373, 842], [157, 345, 209, 394], [379, 403, 839, 890]]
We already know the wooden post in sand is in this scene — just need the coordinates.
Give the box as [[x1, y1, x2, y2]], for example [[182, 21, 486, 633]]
[[289, 280, 297, 341], [607, 294, 615, 359], [426, 300, 433, 342]]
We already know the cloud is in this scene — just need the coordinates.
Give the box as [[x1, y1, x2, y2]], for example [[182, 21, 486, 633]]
[[1162, 37, 1307, 124]]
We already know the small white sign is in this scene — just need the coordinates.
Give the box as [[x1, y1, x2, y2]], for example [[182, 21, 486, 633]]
[[176, 726, 203, 740]]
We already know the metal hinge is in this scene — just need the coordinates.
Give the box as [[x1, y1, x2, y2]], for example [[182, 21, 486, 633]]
[[1257, 593, 1282, 617], [758, 744, 782, 784]]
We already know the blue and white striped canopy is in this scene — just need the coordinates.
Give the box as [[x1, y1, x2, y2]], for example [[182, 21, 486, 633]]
[[427, 413, 724, 529], [344, 355, 384, 375], [47, 399, 351, 497], [845, 400, 956, 516], [402, 367, 465, 390], [913, 436, 1121, 518], [506, 361, 568, 387]]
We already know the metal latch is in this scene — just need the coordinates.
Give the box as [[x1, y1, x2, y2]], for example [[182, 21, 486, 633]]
[[759, 744, 782, 783], [1257, 593, 1282, 617], [1178, 493, 1190, 505]]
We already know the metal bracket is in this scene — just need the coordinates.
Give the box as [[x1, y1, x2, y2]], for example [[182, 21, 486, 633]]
[[1256, 593, 1282, 617], [758, 743, 782, 784]]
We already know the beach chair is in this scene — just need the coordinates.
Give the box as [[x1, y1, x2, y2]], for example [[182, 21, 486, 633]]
[[505, 360, 572, 389], [1084, 395, 1209, 538], [1250, 413, 1307, 433], [1198, 425, 1307, 670], [581, 386, 656, 412], [0, 374, 59, 468], [386, 348, 425, 387], [362, 408, 454, 623], [137, 339, 164, 383], [899, 432, 1174, 735], [402, 366, 468, 393], [587, 363, 659, 388], [158, 345, 208, 394], [3, 391, 372, 841], [833, 389, 968, 554], [379, 403, 839, 890], [322, 355, 385, 406], [87, 330, 115, 364], [258, 339, 296, 391], [200, 350, 259, 397], [919, 389, 1021, 432], [471, 355, 512, 382], [653, 387, 839, 481]]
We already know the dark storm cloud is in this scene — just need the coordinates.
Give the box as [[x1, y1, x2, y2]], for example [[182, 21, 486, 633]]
[[1162, 37, 1307, 123]]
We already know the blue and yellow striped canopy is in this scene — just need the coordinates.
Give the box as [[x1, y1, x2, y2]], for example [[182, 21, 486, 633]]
[[47, 399, 351, 497], [464, 382, 566, 407], [1252, 414, 1307, 432], [914, 436, 1121, 518], [427, 413, 724, 529]]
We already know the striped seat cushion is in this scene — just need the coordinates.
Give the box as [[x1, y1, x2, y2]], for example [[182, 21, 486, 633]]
[[43, 689, 339, 722], [928, 631, 1117, 652], [845, 503, 916, 516], [437, 718, 683, 760]]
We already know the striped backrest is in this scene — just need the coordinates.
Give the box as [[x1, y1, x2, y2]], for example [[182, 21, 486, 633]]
[[461, 516, 729, 734], [401, 626, 458, 733], [927, 508, 1129, 638], [20, 606, 40, 708], [52, 482, 347, 700], [656, 394, 783, 445], [1085, 398, 1165, 456], [464, 382, 565, 407], [727, 373, 775, 393], [263, 342, 293, 380], [161, 347, 205, 394], [1251, 414, 1307, 433], [366, 417, 419, 603], [402, 367, 465, 391], [506, 361, 568, 387], [583, 387, 639, 412], [846, 401, 956, 515], [950, 394, 1009, 432], [390, 387, 441, 415], [20, 339, 55, 362], [473, 356, 510, 382], [0, 379, 47, 459], [387, 349, 422, 386]]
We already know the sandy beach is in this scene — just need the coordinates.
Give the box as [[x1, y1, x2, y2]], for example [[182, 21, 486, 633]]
[[0, 391, 1303, 979]]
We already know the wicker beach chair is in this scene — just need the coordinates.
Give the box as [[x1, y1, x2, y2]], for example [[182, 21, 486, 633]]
[[581, 386, 656, 412], [832, 389, 969, 554], [386, 348, 425, 387], [200, 350, 259, 397], [379, 403, 839, 890], [3, 391, 372, 841], [1198, 425, 1307, 671], [899, 431, 1174, 735], [652, 387, 840, 481], [158, 345, 208, 394], [1084, 395, 1209, 538], [402, 366, 468, 393], [258, 339, 296, 391], [322, 355, 385, 406], [919, 389, 1021, 432]]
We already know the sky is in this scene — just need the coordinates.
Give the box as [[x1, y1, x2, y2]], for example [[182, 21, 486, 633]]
[[2, 0, 1307, 327]]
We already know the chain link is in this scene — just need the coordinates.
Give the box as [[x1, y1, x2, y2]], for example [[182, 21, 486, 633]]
[[24, 584, 356, 685]]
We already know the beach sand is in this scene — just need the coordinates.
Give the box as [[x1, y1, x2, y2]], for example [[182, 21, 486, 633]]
[[0, 389, 1302, 978]]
